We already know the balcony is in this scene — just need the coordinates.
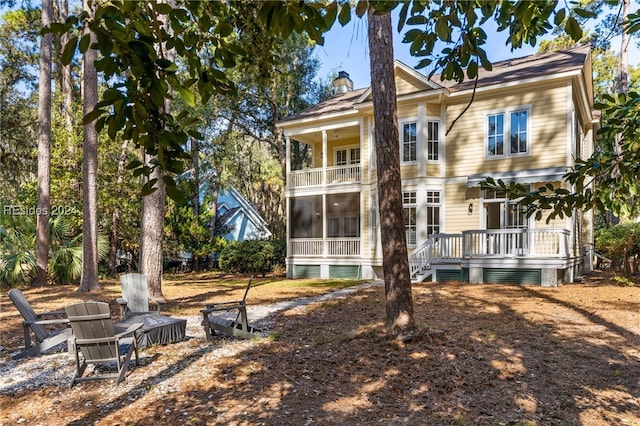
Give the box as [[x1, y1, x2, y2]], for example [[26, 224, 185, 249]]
[[288, 164, 361, 190]]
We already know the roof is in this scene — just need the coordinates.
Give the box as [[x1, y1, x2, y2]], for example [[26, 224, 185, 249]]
[[277, 45, 591, 124], [436, 44, 591, 93], [278, 87, 368, 123]]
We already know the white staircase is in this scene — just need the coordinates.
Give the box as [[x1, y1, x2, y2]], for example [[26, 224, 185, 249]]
[[409, 239, 434, 282]]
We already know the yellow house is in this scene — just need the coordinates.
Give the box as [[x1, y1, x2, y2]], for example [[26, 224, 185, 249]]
[[277, 45, 597, 286]]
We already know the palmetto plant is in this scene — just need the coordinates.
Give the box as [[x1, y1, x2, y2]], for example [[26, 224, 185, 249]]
[[0, 209, 107, 286]]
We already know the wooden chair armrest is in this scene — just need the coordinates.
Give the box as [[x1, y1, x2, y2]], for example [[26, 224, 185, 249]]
[[23, 318, 70, 326], [204, 301, 244, 311], [149, 297, 166, 312], [114, 322, 144, 339]]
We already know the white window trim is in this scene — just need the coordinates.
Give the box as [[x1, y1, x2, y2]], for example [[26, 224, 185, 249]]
[[399, 118, 419, 164], [424, 188, 442, 236], [424, 117, 441, 163], [485, 105, 532, 160]]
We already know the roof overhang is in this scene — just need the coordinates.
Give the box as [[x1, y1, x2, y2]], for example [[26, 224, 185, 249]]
[[467, 166, 568, 187]]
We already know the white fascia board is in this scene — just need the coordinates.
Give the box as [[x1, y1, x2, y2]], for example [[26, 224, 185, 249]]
[[446, 69, 582, 98], [281, 117, 361, 138], [572, 74, 593, 123], [394, 60, 444, 90], [355, 89, 445, 112], [277, 110, 360, 133]]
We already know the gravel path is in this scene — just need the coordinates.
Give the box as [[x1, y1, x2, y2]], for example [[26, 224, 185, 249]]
[[0, 281, 382, 394]]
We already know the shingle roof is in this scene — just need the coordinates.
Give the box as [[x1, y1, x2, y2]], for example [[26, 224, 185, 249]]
[[278, 87, 368, 123], [278, 45, 591, 124], [436, 44, 591, 92]]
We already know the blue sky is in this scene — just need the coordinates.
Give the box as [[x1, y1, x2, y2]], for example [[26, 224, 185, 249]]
[[314, 13, 640, 90]]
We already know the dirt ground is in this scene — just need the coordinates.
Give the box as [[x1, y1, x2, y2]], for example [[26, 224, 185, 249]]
[[1, 271, 639, 425]]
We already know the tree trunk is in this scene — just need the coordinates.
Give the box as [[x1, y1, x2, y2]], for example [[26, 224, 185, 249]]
[[191, 137, 200, 272], [79, 0, 100, 292], [609, 0, 630, 225], [60, 0, 74, 134], [367, 8, 415, 337], [140, 4, 172, 298], [140, 164, 165, 298], [34, 0, 53, 287], [108, 139, 129, 276]]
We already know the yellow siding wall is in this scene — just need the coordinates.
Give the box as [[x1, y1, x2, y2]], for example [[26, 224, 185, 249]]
[[446, 82, 569, 177], [396, 71, 427, 96], [444, 184, 480, 233]]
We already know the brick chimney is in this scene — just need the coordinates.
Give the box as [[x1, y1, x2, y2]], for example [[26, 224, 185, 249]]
[[332, 71, 353, 94]]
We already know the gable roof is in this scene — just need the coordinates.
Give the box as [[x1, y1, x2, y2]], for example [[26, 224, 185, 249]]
[[217, 187, 272, 240], [279, 87, 368, 123], [277, 45, 592, 125], [436, 44, 591, 93]]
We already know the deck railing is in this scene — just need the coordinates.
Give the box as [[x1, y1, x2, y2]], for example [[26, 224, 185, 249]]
[[462, 229, 569, 257], [409, 233, 463, 277], [408, 229, 569, 279], [288, 164, 361, 189], [289, 238, 361, 256], [290, 230, 569, 274]]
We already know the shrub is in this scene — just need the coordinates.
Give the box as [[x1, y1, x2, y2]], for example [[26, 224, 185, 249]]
[[218, 239, 285, 276], [595, 222, 640, 276]]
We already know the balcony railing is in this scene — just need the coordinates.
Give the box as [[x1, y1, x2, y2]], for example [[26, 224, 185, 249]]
[[288, 164, 361, 189], [289, 238, 361, 256]]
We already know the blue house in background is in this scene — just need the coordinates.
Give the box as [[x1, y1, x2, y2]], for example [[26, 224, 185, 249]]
[[217, 187, 271, 241]]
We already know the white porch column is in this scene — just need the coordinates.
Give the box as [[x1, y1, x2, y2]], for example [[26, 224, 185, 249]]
[[322, 194, 327, 257], [285, 136, 291, 186], [322, 130, 328, 185]]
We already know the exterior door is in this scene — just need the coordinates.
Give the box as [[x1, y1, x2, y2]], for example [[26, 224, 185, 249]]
[[483, 192, 528, 254]]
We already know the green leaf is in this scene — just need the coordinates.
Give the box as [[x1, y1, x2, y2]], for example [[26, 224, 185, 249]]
[[178, 86, 196, 108], [338, 3, 352, 25], [61, 36, 78, 66], [141, 178, 159, 196], [436, 18, 451, 41], [355, 1, 369, 18], [215, 22, 233, 37], [82, 108, 105, 125], [126, 159, 143, 170], [397, 1, 409, 32], [467, 60, 478, 79], [554, 8, 566, 26], [79, 34, 91, 53], [564, 16, 583, 41], [573, 7, 596, 19]]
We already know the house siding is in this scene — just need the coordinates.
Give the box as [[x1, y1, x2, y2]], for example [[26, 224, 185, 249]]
[[446, 82, 569, 177]]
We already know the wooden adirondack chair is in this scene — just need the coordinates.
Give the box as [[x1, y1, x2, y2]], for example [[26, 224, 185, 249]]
[[116, 273, 165, 319], [8, 288, 72, 359], [201, 275, 260, 340], [65, 301, 142, 387]]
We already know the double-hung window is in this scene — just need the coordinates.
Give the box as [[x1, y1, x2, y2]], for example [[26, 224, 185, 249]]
[[403, 191, 417, 246], [487, 109, 529, 158], [426, 121, 439, 161], [402, 122, 417, 162], [425, 190, 441, 236]]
